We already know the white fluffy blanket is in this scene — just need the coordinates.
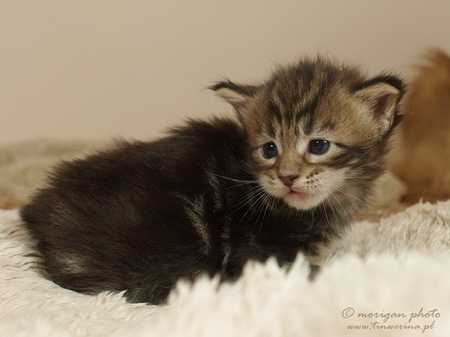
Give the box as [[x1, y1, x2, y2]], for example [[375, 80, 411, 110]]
[[1, 139, 450, 337]]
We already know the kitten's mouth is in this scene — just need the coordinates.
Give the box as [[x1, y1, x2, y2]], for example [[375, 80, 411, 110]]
[[284, 189, 323, 210], [286, 188, 310, 200], [275, 185, 320, 209]]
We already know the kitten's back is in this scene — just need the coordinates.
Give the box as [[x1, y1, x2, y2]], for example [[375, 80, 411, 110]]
[[21, 118, 249, 304]]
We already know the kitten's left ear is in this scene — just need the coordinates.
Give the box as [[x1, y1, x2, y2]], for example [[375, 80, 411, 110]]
[[354, 76, 404, 138], [210, 81, 259, 109]]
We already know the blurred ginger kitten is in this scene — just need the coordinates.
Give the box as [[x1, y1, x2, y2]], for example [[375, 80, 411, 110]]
[[390, 49, 450, 204]]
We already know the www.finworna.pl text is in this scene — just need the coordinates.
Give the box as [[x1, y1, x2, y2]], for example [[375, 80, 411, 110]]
[[348, 321, 435, 333]]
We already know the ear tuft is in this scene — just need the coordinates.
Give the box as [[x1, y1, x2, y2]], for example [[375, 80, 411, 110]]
[[210, 81, 259, 107]]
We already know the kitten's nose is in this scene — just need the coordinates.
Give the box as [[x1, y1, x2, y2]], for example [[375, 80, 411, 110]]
[[279, 175, 298, 187]]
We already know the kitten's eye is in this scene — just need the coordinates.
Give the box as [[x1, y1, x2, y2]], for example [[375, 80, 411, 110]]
[[262, 142, 278, 159], [309, 140, 330, 155]]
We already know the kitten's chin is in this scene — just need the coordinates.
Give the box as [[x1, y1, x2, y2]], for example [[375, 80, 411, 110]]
[[283, 191, 325, 210]]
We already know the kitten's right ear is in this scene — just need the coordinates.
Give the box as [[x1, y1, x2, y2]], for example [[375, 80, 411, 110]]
[[210, 81, 259, 109]]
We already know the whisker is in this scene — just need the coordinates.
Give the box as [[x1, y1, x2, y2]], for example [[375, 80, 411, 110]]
[[211, 173, 258, 184], [258, 193, 275, 232], [311, 179, 357, 227], [225, 182, 254, 190], [240, 188, 268, 225], [320, 200, 332, 229], [228, 185, 265, 217], [252, 192, 272, 233], [331, 183, 363, 203]]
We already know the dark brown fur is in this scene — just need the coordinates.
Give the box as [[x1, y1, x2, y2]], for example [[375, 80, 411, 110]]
[[21, 57, 404, 304]]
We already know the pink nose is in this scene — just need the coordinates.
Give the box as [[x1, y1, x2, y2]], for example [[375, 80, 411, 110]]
[[279, 175, 298, 187]]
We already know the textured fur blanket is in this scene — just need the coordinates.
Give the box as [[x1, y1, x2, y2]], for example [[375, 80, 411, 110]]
[[1, 139, 450, 337]]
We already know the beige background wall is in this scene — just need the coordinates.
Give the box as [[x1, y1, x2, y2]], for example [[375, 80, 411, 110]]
[[1, 1, 450, 144]]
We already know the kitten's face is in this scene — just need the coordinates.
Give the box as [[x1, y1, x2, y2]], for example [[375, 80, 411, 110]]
[[248, 113, 351, 210], [213, 58, 403, 211], [253, 136, 350, 211], [244, 86, 365, 210]]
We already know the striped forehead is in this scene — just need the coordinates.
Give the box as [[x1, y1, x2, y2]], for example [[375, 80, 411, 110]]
[[260, 108, 310, 144], [263, 94, 334, 140], [255, 61, 355, 141]]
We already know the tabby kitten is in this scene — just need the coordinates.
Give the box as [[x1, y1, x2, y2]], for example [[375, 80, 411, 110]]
[[21, 57, 403, 304]]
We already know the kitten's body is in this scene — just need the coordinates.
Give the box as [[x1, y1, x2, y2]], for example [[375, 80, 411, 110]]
[[389, 49, 450, 203], [21, 57, 403, 304]]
